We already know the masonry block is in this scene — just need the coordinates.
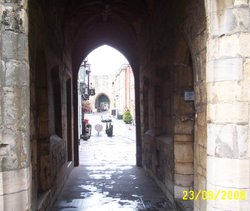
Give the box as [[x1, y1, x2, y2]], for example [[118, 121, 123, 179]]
[[234, 0, 249, 6], [0, 166, 30, 195], [175, 174, 193, 187], [0, 104, 2, 126], [207, 102, 248, 123], [207, 81, 242, 103], [174, 120, 194, 134], [175, 162, 194, 175], [209, 0, 234, 13], [210, 8, 250, 37], [1, 127, 30, 170], [1, 189, 30, 211], [207, 156, 250, 188], [207, 58, 243, 82], [242, 82, 250, 102], [0, 60, 4, 87], [209, 33, 250, 60], [194, 83, 206, 106], [174, 134, 193, 142], [174, 185, 190, 199], [195, 174, 206, 191], [194, 49, 206, 82], [195, 125, 207, 147], [208, 35, 238, 60], [208, 123, 248, 158], [197, 145, 207, 169], [175, 142, 194, 163], [239, 33, 250, 57], [244, 59, 250, 81], [197, 110, 206, 126], [2, 87, 28, 127], [5, 60, 28, 86], [2, 31, 28, 61], [207, 184, 250, 210], [2, 87, 19, 125]]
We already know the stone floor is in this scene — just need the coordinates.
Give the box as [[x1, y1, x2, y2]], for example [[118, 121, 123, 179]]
[[52, 113, 176, 211]]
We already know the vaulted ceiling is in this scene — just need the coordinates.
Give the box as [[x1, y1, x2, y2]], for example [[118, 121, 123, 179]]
[[61, 0, 149, 71]]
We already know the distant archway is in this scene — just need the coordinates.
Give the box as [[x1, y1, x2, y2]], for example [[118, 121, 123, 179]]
[[95, 93, 110, 112]]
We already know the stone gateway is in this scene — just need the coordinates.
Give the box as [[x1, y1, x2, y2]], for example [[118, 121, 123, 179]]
[[0, 0, 249, 211]]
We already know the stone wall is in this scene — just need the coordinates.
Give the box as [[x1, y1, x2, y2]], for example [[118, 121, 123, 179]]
[[206, 0, 250, 210], [173, 39, 195, 199], [0, 0, 31, 210], [139, 1, 208, 210], [28, 1, 74, 210], [182, 1, 208, 210]]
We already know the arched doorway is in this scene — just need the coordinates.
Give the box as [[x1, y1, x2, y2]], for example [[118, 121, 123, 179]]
[[95, 93, 110, 112], [25, 0, 210, 210]]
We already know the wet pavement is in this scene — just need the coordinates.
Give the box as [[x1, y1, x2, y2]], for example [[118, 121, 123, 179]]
[[52, 113, 176, 211]]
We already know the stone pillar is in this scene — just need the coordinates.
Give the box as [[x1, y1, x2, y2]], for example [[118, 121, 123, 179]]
[[206, 0, 250, 210], [0, 0, 31, 210]]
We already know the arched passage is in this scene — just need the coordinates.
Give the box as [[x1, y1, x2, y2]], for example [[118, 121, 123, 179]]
[[72, 43, 142, 168], [1, 0, 230, 210], [95, 93, 110, 111]]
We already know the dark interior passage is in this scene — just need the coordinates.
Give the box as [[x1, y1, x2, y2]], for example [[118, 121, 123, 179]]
[[27, 0, 207, 210]]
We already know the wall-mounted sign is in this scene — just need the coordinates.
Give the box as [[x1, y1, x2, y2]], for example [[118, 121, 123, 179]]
[[184, 91, 194, 101]]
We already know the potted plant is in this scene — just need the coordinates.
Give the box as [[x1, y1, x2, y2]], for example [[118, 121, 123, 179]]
[[123, 108, 132, 124]]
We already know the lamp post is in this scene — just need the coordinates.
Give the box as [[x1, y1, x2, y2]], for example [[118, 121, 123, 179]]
[[80, 60, 95, 100], [79, 60, 96, 140]]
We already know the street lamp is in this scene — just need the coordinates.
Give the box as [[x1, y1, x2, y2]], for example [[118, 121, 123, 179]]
[[80, 60, 95, 100], [79, 60, 96, 140]]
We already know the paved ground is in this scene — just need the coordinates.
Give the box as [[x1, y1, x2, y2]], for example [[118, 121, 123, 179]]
[[52, 112, 176, 211]]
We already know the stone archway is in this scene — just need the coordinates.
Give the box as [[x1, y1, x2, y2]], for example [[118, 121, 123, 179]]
[[3, 0, 250, 210], [95, 93, 110, 112]]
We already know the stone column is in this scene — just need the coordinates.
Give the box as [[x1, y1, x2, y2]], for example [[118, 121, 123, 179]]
[[0, 0, 31, 210], [206, 0, 250, 210]]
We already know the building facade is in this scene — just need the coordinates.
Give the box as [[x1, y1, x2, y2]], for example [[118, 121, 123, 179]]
[[113, 64, 135, 119], [88, 74, 115, 112]]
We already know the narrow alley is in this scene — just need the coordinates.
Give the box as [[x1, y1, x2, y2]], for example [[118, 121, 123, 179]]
[[52, 113, 176, 211]]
